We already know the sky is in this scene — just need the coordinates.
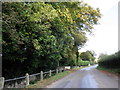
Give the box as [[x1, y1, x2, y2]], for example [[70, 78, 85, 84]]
[[79, 0, 119, 58]]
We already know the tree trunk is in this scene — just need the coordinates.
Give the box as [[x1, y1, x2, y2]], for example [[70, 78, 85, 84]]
[[76, 51, 79, 66]]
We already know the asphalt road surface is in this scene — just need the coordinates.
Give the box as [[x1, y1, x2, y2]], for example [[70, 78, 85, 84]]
[[47, 65, 119, 88]]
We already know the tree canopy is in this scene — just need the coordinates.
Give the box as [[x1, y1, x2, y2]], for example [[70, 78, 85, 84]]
[[2, 2, 101, 79], [80, 50, 96, 61]]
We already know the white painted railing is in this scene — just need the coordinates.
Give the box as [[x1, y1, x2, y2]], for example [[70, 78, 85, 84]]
[[2, 65, 82, 88], [3, 67, 65, 88]]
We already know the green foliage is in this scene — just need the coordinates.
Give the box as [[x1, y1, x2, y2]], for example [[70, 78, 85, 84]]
[[2, 2, 101, 79], [78, 60, 90, 66], [98, 51, 120, 69], [90, 61, 95, 65], [80, 50, 95, 61], [98, 53, 108, 61]]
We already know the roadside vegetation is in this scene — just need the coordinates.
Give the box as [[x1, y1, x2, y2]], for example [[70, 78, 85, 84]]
[[26, 66, 89, 88], [27, 70, 72, 88], [97, 51, 120, 75], [2, 2, 101, 79]]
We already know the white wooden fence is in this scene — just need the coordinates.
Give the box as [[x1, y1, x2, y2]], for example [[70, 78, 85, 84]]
[[2, 67, 66, 88], [1, 66, 81, 89], [0, 77, 4, 89]]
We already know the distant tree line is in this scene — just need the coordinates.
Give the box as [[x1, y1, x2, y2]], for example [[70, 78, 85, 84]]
[[2, 2, 101, 79]]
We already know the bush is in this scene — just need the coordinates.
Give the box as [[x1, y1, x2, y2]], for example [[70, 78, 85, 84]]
[[90, 61, 95, 65]]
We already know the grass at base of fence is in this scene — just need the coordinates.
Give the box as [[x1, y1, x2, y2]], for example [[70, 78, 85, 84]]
[[26, 65, 90, 88], [97, 66, 120, 76], [26, 70, 72, 88]]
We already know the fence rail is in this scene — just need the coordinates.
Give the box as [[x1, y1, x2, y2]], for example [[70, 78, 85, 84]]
[[51, 70, 56, 72], [29, 73, 40, 77], [44, 71, 49, 74], [2, 66, 66, 88], [5, 76, 26, 82], [1, 65, 83, 88]]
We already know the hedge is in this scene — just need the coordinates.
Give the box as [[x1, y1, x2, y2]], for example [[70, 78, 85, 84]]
[[98, 51, 120, 69]]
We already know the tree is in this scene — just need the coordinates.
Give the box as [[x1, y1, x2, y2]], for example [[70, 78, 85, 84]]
[[2, 2, 60, 78], [80, 50, 95, 61], [54, 2, 101, 66], [2, 2, 101, 79], [72, 32, 87, 66]]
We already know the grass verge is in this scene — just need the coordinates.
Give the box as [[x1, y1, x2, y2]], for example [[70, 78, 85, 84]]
[[26, 66, 89, 88], [97, 66, 120, 76]]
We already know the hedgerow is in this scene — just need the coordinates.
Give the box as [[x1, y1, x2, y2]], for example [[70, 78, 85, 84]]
[[98, 51, 120, 69]]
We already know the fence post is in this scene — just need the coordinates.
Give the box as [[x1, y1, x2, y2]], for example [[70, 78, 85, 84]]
[[15, 81, 18, 88], [49, 70, 51, 77], [0, 77, 4, 89], [63, 67, 65, 72], [60, 69, 62, 73], [40, 71, 43, 80], [56, 69, 58, 74], [26, 73, 29, 86]]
